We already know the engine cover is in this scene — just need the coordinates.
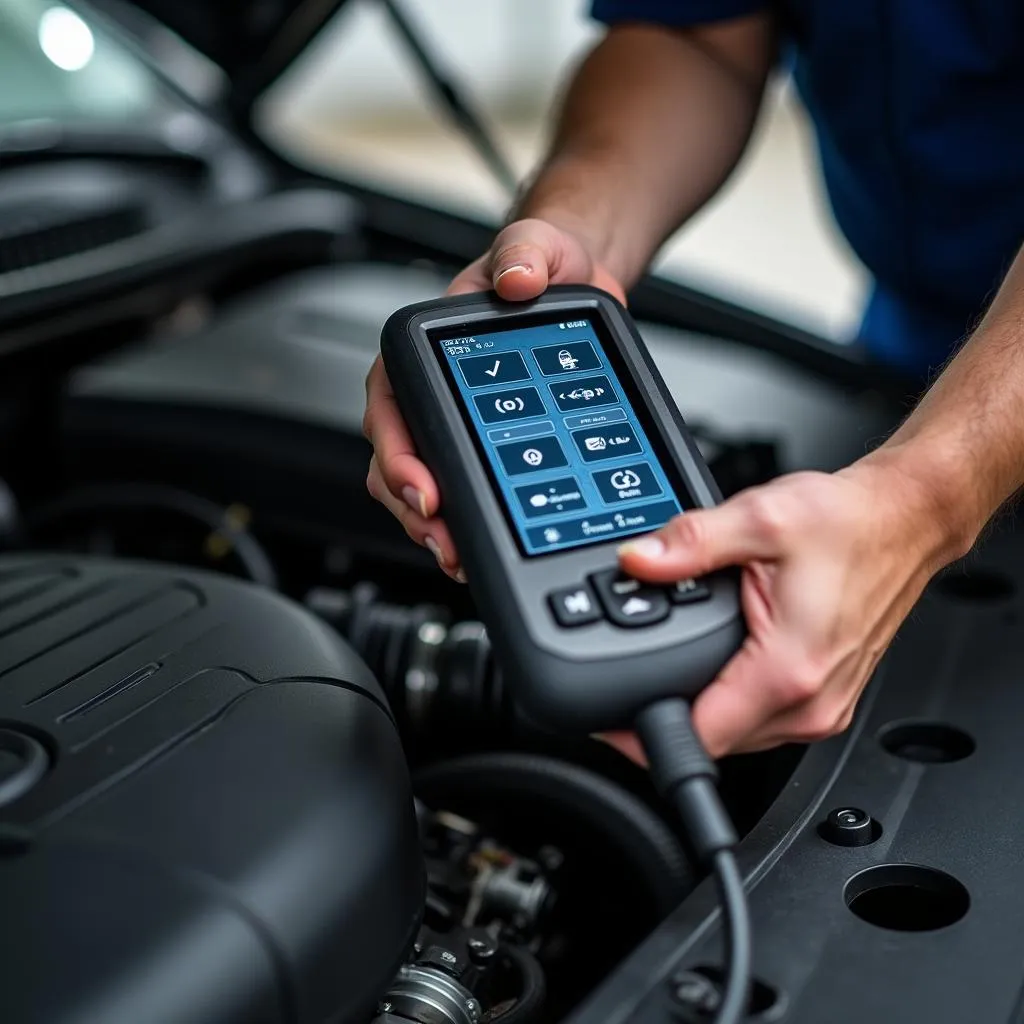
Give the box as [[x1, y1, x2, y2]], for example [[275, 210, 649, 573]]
[[0, 555, 423, 1024]]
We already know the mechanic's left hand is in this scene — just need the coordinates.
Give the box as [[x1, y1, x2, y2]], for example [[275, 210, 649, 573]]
[[608, 457, 953, 759]]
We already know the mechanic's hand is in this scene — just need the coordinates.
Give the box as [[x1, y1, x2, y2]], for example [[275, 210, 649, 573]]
[[364, 218, 624, 581], [608, 459, 946, 759]]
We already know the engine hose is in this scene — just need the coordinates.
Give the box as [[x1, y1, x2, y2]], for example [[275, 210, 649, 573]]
[[414, 753, 694, 917], [25, 483, 278, 589], [434, 622, 512, 727], [487, 945, 546, 1024], [341, 584, 456, 731], [336, 588, 520, 736]]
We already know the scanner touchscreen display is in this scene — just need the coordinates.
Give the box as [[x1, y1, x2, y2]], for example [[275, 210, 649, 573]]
[[433, 314, 685, 557]]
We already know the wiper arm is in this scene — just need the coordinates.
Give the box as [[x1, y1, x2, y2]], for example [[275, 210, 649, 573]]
[[379, 0, 518, 197]]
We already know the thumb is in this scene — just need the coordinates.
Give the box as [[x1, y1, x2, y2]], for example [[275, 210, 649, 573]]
[[489, 218, 595, 301], [447, 254, 495, 296], [618, 493, 781, 583]]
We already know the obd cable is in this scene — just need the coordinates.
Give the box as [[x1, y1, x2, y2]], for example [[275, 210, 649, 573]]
[[637, 699, 751, 1024]]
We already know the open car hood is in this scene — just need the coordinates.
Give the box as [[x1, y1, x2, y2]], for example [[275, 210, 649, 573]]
[[94, 0, 351, 109]]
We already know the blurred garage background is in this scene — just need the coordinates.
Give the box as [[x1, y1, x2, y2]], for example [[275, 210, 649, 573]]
[[2, 0, 867, 343]]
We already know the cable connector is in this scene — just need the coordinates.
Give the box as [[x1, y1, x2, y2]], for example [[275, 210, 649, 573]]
[[635, 699, 737, 867]]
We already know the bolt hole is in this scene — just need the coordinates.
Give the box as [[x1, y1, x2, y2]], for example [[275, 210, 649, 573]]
[[936, 568, 1015, 603], [688, 965, 784, 1020], [879, 722, 975, 764], [845, 864, 969, 932]]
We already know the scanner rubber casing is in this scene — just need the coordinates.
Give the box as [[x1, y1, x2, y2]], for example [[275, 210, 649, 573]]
[[381, 286, 744, 732]]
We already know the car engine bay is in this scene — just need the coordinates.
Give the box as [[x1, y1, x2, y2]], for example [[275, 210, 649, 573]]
[[3, 89, 1024, 1023], [0, 240, 800, 1021]]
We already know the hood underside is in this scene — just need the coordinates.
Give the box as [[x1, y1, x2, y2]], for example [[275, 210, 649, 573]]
[[93, 0, 350, 106]]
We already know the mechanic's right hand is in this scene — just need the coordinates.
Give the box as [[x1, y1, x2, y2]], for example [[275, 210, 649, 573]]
[[364, 218, 625, 582]]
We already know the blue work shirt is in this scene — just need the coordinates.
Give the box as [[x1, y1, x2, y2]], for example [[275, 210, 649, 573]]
[[591, 0, 1024, 379]]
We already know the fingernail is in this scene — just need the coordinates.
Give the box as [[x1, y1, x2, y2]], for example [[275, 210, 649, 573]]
[[494, 264, 532, 283], [424, 535, 445, 566], [619, 537, 666, 559], [402, 486, 428, 518], [455, 569, 467, 584]]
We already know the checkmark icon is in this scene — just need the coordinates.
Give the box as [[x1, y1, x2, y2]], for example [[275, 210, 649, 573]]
[[484, 359, 501, 377]]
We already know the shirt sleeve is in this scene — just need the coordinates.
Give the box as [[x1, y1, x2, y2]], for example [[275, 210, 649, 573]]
[[591, 0, 767, 28]]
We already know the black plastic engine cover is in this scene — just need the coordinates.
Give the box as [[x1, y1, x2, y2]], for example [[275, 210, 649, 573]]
[[0, 555, 423, 1024]]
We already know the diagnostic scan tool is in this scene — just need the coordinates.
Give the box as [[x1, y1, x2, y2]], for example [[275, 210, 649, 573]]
[[381, 286, 743, 731]]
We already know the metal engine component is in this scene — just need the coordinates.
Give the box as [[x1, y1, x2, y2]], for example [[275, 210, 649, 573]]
[[420, 809, 555, 943], [374, 808, 555, 1024], [373, 964, 481, 1024], [467, 850, 554, 937]]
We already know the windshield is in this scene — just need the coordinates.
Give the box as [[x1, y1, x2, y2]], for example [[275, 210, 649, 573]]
[[0, 0, 162, 124]]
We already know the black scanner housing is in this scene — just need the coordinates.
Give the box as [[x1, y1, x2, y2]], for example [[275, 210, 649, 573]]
[[381, 286, 745, 733], [0, 554, 423, 1024]]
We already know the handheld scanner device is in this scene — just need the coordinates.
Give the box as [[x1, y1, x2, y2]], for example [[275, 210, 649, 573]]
[[381, 286, 744, 732]]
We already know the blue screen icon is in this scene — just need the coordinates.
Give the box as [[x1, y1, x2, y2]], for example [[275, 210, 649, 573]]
[[571, 423, 643, 462], [592, 462, 663, 504], [458, 351, 531, 387], [495, 435, 568, 477], [548, 374, 617, 413], [473, 386, 546, 423], [532, 341, 601, 376]]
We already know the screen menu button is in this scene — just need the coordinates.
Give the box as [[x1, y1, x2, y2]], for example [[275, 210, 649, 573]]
[[515, 476, 587, 518], [592, 462, 663, 504], [571, 423, 643, 462], [525, 499, 678, 549], [495, 436, 569, 477], [458, 351, 531, 388], [474, 385, 546, 423], [532, 341, 601, 376], [563, 408, 627, 431], [548, 374, 617, 413]]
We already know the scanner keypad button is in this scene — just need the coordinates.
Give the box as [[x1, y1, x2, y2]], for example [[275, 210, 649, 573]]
[[669, 577, 711, 605], [591, 570, 670, 628], [549, 583, 602, 627]]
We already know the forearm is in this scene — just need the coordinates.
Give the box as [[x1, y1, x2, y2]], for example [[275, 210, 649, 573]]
[[514, 18, 775, 288], [869, 243, 1024, 563]]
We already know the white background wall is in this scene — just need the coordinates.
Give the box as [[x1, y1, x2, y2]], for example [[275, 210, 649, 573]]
[[272, 0, 597, 118]]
